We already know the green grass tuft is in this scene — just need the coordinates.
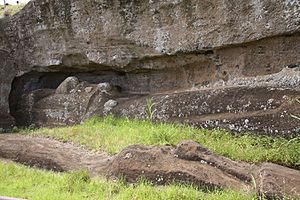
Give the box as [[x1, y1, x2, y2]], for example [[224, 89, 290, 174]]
[[0, 161, 256, 200], [25, 116, 300, 169]]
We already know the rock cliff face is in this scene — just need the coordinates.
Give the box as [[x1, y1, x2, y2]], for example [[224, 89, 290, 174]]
[[0, 0, 300, 135]]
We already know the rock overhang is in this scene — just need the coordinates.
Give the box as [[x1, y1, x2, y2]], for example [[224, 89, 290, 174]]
[[0, 0, 299, 136]]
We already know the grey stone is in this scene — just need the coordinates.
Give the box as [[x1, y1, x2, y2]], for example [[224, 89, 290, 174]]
[[103, 100, 118, 115], [56, 77, 79, 94], [97, 83, 112, 93], [104, 100, 118, 108]]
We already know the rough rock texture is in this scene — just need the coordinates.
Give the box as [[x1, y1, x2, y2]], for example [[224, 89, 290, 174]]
[[255, 162, 300, 199], [114, 83, 300, 137], [0, 135, 299, 199], [108, 141, 253, 192], [55, 76, 79, 94], [0, 50, 16, 128], [9, 72, 300, 136], [0, 0, 300, 136]]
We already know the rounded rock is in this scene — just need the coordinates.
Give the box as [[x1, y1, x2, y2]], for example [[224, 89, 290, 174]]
[[104, 99, 118, 108], [56, 76, 79, 94], [97, 82, 112, 93]]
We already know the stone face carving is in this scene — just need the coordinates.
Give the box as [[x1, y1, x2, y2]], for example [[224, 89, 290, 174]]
[[0, 0, 299, 135]]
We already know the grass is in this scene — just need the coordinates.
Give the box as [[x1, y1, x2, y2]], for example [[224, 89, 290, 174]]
[[0, 161, 256, 200], [24, 116, 300, 169], [2, 116, 299, 199], [0, 4, 25, 18]]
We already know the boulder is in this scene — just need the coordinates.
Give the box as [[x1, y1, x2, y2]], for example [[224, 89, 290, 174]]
[[103, 99, 118, 115], [1, 134, 299, 199], [55, 77, 79, 94], [108, 142, 253, 191], [255, 163, 300, 199]]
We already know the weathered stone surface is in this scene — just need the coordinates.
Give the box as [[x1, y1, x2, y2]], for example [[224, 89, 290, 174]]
[[174, 140, 254, 182], [0, 50, 16, 128], [97, 83, 112, 93], [1, 134, 299, 199], [8, 69, 300, 136], [103, 99, 118, 115], [0, 1, 299, 198], [0, 0, 300, 136], [114, 83, 300, 137], [4, 0, 300, 69], [108, 144, 251, 192], [255, 162, 300, 199], [55, 76, 79, 94]]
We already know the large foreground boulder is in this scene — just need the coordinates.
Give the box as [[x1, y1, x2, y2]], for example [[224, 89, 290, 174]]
[[0, 135, 299, 199]]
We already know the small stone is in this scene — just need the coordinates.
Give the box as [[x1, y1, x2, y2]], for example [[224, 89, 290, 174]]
[[200, 160, 207, 164], [97, 82, 112, 93], [104, 100, 118, 108], [85, 87, 93, 93], [229, 124, 235, 130], [267, 99, 274, 104], [103, 100, 118, 115], [123, 153, 132, 159]]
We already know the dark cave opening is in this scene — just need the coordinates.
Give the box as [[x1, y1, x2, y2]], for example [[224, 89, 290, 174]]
[[7, 69, 180, 126], [8, 59, 219, 127], [9, 72, 73, 126], [12, 69, 171, 125], [8, 71, 127, 126]]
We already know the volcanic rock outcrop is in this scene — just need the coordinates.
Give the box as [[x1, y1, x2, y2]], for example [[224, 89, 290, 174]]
[[0, 134, 299, 199], [0, 0, 300, 136]]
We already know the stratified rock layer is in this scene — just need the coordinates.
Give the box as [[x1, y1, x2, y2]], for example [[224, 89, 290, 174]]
[[0, 0, 300, 135]]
